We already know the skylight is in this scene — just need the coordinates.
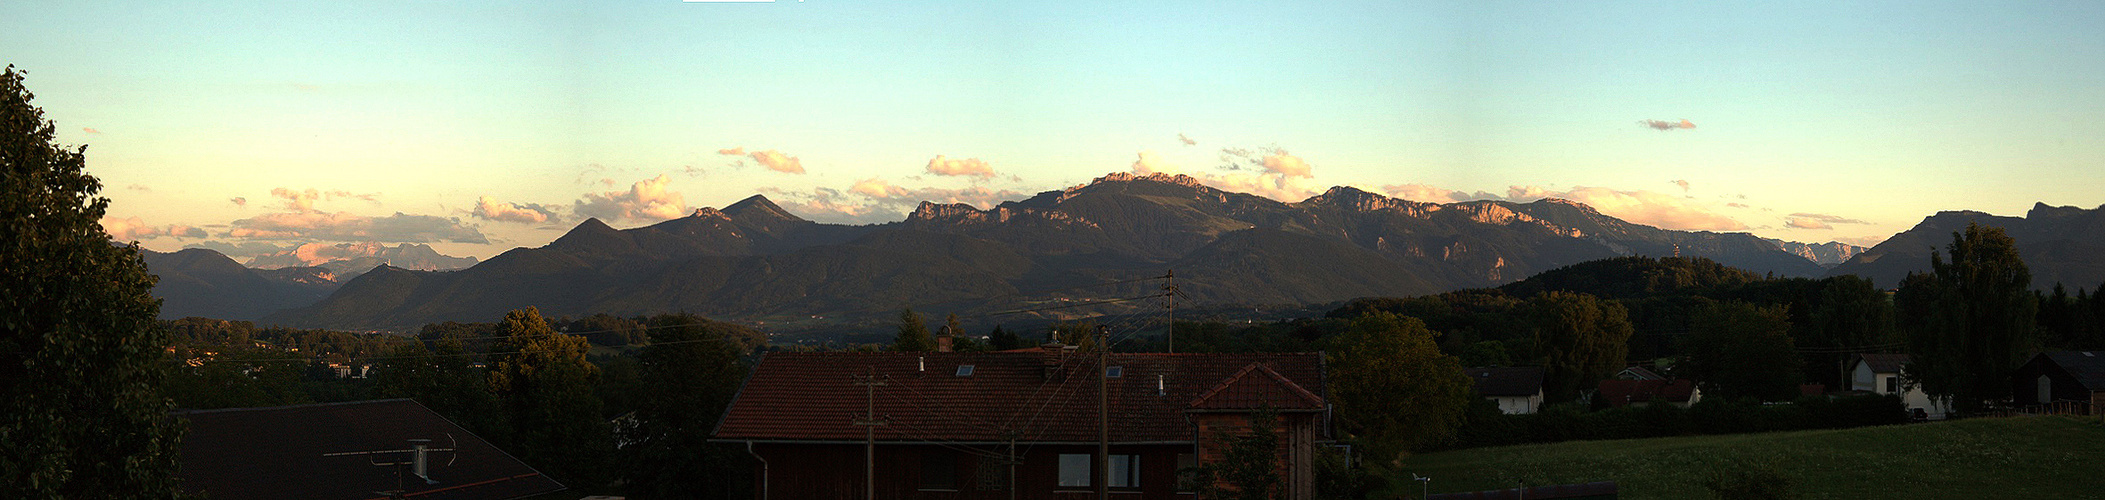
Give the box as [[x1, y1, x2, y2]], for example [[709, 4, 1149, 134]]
[[956, 365, 975, 376], [1106, 366, 1123, 378]]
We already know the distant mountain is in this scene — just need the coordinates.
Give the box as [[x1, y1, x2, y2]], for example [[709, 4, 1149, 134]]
[[268, 172, 1836, 330], [1764, 239, 1866, 267], [1827, 203, 2105, 290], [243, 242, 478, 275], [139, 248, 337, 320]]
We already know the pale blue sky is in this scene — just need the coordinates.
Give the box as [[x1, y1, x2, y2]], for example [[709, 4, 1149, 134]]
[[6, 0, 2102, 260]]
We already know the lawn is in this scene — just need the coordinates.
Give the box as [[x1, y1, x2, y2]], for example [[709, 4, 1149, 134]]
[[1395, 415, 2105, 499]]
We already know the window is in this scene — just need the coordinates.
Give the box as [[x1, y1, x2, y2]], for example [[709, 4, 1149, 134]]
[[1106, 366, 1123, 378], [977, 455, 1006, 490], [1058, 454, 1091, 487], [1176, 453, 1199, 492], [1884, 376, 1898, 394], [1109, 454, 1140, 488], [921, 450, 956, 490], [956, 365, 975, 377]]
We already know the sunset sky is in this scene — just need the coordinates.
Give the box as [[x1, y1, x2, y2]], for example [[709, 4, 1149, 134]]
[[7, 1, 2103, 262]]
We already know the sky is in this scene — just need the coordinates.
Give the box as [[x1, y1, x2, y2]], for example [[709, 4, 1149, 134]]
[[7, 0, 2104, 263]]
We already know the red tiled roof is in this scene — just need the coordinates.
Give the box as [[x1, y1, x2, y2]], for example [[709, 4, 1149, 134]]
[[1189, 362, 1325, 411], [712, 350, 1325, 443], [1597, 379, 1698, 407], [178, 399, 564, 500]]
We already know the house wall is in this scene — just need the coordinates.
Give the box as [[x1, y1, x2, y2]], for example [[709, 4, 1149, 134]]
[[1851, 362, 1947, 419], [1491, 393, 1540, 414], [747, 442, 1194, 500], [1190, 412, 1319, 500]]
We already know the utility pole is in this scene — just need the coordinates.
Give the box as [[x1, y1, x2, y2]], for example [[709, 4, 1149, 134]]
[[1164, 270, 1176, 354], [1097, 325, 1110, 499], [1007, 433, 1019, 500], [854, 368, 887, 500]]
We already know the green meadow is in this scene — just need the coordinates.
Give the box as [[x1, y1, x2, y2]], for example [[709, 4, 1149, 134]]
[[1397, 415, 2105, 499]]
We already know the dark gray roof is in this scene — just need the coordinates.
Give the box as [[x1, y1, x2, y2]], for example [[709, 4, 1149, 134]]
[[2040, 351, 2105, 391], [1856, 353, 1910, 374], [178, 399, 564, 500], [1465, 367, 1545, 397]]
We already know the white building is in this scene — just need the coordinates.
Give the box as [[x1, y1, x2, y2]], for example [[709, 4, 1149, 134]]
[[1850, 353, 1949, 419], [1466, 366, 1544, 414]]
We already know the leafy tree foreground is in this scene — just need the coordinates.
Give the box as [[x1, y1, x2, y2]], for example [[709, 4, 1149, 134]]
[[1, 65, 186, 498]]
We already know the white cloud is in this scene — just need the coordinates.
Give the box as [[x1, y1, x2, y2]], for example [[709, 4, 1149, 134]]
[[1504, 185, 1747, 231], [472, 196, 561, 224], [573, 174, 689, 222], [1130, 151, 1177, 175], [1640, 119, 1697, 131], [1261, 151, 1312, 178]]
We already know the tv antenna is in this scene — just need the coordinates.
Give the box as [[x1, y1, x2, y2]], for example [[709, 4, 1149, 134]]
[[323, 434, 459, 498]]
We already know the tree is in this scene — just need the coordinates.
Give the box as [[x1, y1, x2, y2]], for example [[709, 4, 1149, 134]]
[[892, 308, 935, 352], [1681, 301, 1801, 401], [1325, 313, 1472, 464], [370, 333, 505, 438], [1528, 291, 1634, 403], [620, 314, 754, 499], [1802, 276, 1896, 387], [487, 307, 613, 487], [1899, 223, 2038, 414], [0, 65, 187, 498], [988, 325, 1026, 350]]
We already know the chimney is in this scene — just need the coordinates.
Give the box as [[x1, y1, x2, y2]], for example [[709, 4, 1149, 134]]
[[1041, 342, 1066, 381], [937, 325, 954, 353]]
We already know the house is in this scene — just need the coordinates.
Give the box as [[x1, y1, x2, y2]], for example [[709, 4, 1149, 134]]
[[1465, 367, 1544, 414], [1848, 353, 1948, 419], [1596, 379, 1700, 408], [178, 399, 565, 500], [711, 347, 1329, 500], [2011, 351, 2105, 414], [1614, 366, 1665, 381]]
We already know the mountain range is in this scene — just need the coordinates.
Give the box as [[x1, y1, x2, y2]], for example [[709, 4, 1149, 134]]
[[1827, 202, 2105, 289], [231, 172, 1870, 330]]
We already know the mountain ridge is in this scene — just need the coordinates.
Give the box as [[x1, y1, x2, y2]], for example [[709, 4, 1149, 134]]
[[262, 172, 1848, 330]]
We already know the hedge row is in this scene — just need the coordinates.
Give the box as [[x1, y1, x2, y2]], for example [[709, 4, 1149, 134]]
[[1445, 394, 1907, 449]]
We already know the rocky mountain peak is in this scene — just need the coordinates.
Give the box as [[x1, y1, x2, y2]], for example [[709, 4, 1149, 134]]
[[722, 194, 805, 223]]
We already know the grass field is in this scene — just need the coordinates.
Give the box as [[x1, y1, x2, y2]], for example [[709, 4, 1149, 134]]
[[1396, 415, 2105, 499]]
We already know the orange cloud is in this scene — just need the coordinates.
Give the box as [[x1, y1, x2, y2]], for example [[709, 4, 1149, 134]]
[[1178, 133, 1196, 146], [228, 212, 487, 243], [749, 150, 805, 174], [83, 127, 102, 134], [100, 216, 206, 242], [573, 174, 689, 221], [717, 147, 746, 156], [926, 155, 996, 178], [1260, 151, 1312, 178], [472, 196, 560, 224]]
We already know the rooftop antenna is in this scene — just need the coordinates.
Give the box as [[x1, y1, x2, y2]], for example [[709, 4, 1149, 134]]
[[323, 434, 459, 496]]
